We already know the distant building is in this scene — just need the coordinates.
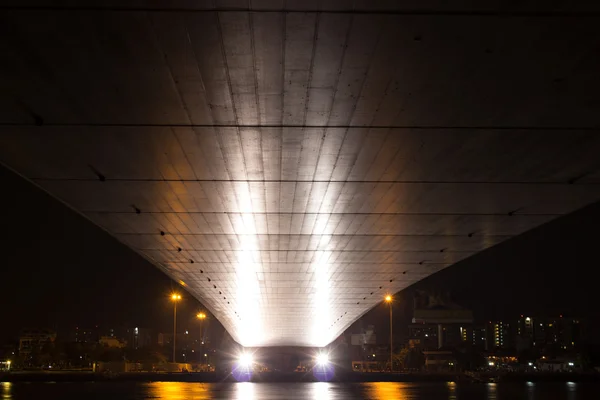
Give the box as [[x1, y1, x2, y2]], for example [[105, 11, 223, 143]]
[[531, 316, 583, 351], [423, 349, 457, 371], [486, 354, 518, 369], [486, 321, 516, 350], [473, 326, 487, 349], [71, 326, 100, 343], [98, 336, 127, 348], [412, 291, 473, 349], [158, 332, 195, 349], [18, 329, 56, 355], [408, 324, 438, 350], [409, 323, 471, 350], [350, 325, 376, 346], [533, 319, 548, 346], [482, 315, 583, 353], [404, 314, 586, 355], [348, 325, 378, 362], [123, 327, 154, 349], [104, 327, 118, 339], [411, 323, 487, 351], [442, 325, 462, 348], [71, 326, 156, 349], [538, 358, 578, 372], [460, 325, 487, 349], [517, 315, 534, 339], [489, 321, 504, 348], [351, 360, 381, 372]]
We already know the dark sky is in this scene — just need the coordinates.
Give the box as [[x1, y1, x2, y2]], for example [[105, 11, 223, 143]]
[[1, 165, 599, 344]]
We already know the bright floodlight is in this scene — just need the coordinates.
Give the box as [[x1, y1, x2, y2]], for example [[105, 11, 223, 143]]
[[238, 353, 253, 366], [316, 353, 329, 365]]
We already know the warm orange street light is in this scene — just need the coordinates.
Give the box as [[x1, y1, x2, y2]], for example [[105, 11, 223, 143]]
[[385, 295, 393, 372], [197, 312, 207, 364], [171, 293, 182, 363]]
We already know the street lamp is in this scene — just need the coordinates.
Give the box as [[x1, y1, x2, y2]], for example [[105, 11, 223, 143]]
[[171, 293, 181, 363], [197, 312, 207, 365], [385, 295, 393, 372]]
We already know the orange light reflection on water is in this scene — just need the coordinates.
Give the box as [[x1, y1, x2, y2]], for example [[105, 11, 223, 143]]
[[363, 382, 411, 399], [2, 382, 12, 400], [146, 382, 211, 400]]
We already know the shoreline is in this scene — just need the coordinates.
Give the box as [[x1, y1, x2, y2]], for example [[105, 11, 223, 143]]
[[1, 371, 599, 383]]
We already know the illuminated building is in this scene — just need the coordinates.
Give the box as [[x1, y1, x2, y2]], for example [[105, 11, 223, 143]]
[[18, 329, 57, 356]]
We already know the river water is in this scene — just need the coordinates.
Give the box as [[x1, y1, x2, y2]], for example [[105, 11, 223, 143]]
[[1, 381, 597, 399]]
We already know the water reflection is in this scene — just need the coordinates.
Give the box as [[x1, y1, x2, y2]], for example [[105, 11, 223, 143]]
[[146, 382, 211, 400], [526, 381, 536, 400], [235, 382, 255, 400], [1, 382, 11, 400], [364, 382, 410, 399], [311, 382, 331, 400], [486, 382, 497, 400], [0, 381, 595, 399], [447, 381, 457, 400], [567, 382, 577, 400]]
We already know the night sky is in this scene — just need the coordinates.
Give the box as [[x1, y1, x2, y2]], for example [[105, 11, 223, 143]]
[[1, 165, 599, 344]]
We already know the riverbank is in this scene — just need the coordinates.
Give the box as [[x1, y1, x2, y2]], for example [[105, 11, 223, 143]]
[[2, 371, 600, 383]]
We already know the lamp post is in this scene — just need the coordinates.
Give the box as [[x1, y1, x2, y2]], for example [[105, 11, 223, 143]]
[[385, 295, 393, 372], [196, 312, 206, 365], [171, 293, 181, 363]]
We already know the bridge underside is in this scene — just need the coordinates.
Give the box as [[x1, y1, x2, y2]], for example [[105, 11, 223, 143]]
[[1, 1, 600, 347]]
